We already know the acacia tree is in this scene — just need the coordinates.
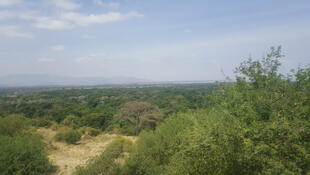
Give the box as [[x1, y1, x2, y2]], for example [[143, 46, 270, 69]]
[[114, 102, 163, 135]]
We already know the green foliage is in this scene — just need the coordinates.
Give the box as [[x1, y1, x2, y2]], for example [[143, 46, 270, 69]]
[[0, 84, 212, 132], [55, 128, 82, 144], [163, 111, 309, 175], [117, 47, 310, 175], [80, 112, 112, 129], [113, 102, 164, 135], [75, 137, 133, 175], [139, 113, 164, 131], [0, 115, 52, 175], [0, 135, 52, 175], [30, 117, 52, 127], [235, 46, 283, 88], [0, 47, 308, 174], [119, 113, 194, 175], [0, 115, 29, 136], [61, 115, 80, 128], [121, 108, 309, 174], [79, 127, 101, 136]]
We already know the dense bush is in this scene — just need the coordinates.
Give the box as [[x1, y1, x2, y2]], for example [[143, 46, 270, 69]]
[[55, 128, 82, 144], [118, 113, 195, 175], [0, 115, 52, 175], [0, 135, 52, 175], [80, 112, 113, 129], [75, 137, 133, 175], [0, 115, 29, 136], [117, 47, 310, 175], [30, 118, 52, 127]]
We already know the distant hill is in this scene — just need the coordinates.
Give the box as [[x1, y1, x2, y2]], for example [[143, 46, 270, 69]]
[[0, 74, 149, 87]]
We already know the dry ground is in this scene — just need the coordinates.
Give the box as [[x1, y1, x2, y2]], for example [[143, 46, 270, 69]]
[[37, 128, 135, 175]]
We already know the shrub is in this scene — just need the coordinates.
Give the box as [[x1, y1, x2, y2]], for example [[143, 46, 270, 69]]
[[80, 127, 101, 137], [55, 129, 81, 144], [119, 113, 194, 175], [0, 135, 52, 175], [61, 115, 80, 129], [31, 118, 52, 127], [80, 112, 113, 129], [138, 113, 164, 132], [0, 115, 29, 136], [50, 122, 59, 131], [75, 137, 133, 175]]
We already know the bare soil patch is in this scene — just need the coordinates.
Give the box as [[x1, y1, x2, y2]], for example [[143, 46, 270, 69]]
[[37, 128, 135, 175]]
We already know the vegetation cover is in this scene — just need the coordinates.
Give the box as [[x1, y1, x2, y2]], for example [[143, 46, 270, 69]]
[[0, 47, 308, 174], [79, 47, 309, 175], [75, 137, 133, 175], [0, 82, 212, 136], [54, 128, 82, 144], [0, 115, 52, 175]]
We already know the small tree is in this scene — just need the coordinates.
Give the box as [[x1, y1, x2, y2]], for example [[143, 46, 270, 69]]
[[233, 46, 289, 121], [235, 46, 283, 88], [55, 129, 81, 144], [61, 115, 80, 129], [114, 102, 163, 135]]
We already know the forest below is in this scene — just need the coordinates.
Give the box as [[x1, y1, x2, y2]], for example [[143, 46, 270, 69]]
[[0, 47, 309, 175]]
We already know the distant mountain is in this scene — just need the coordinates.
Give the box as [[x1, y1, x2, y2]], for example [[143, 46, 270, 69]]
[[0, 74, 149, 87]]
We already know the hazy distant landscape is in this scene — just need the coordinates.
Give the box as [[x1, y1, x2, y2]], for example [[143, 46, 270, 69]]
[[0, 74, 150, 86], [1, 47, 309, 175], [0, 74, 220, 87], [0, 0, 309, 175]]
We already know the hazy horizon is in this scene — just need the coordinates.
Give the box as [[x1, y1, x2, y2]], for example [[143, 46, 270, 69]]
[[0, 0, 309, 82], [0, 74, 223, 87]]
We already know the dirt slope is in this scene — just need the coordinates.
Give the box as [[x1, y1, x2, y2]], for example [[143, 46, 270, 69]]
[[37, 128, 134, 175]]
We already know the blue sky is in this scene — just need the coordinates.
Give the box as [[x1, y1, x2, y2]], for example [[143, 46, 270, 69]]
[[0, 0, 309, 81]]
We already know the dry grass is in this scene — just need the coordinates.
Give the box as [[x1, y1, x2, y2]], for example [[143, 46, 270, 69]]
[[37, 128, 136, 175]]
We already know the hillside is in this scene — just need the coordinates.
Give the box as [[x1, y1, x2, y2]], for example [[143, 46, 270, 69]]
[[0, 47, 309, 175], [37, 128, 136, 175]]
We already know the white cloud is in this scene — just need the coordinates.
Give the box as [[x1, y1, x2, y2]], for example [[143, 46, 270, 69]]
[[93, 0, 120, 10], [50, 45, 65, 51], [0, 10, 50, 22], [0, 0, 22, 7], [49, 0, 80, 10], [37, 57, 55, 62], [0, 10, 67, 30], [0, 6, 143, 31], [34, 11, 143, 30], [33, 18, 73, 30], [62, 11, 143, 26], [0, 25, 33, 38], [0, 10, 72, 30]]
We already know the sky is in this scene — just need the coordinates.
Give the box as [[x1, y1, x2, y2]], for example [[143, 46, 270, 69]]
[[0, 0, 309, 81]]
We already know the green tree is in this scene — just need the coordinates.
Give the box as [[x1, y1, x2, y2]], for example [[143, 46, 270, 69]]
[[114, 102, 163, 135]]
